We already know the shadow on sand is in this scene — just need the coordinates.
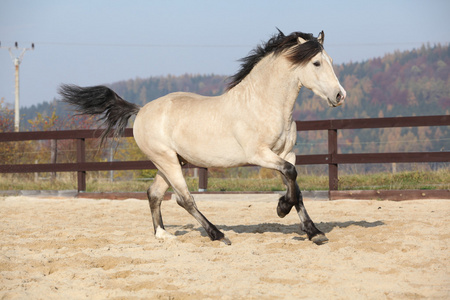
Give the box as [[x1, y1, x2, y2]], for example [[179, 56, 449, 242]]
[[171, 220, 385, 240]]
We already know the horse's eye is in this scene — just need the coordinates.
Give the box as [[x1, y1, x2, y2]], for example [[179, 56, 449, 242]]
[[313, 61, 321, 67]]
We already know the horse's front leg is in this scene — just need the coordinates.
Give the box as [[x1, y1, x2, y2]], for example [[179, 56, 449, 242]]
[[279, 162, 327, 244], [276, 161, 300, 218], [284, 152, 328, 244], [293, 181, 327, 244], [255, 150, 327, 244]]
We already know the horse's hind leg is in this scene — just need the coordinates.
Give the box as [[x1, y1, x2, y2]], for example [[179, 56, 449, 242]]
[[177, 192, 231, 245], [147, 172, 174, 240], [156, 155, 231, 245]]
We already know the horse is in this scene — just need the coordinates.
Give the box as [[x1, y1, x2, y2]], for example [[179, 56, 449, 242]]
[[59, 29, 346, 245]]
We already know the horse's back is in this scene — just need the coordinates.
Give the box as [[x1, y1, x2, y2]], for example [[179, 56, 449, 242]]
[[135, 92, 224, 133], [133, 92, 247, 167]]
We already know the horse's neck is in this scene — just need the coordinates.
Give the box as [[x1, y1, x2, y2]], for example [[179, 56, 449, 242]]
[[227, 55, 300, 120]]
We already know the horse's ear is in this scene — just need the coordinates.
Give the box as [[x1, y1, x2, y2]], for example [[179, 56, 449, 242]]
[[276, 27, 285, 36], [318, 31, 325, 45], [297, 36, 307, 44]]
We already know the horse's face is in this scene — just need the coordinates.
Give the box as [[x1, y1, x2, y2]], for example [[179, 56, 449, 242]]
[[296, 34, 346, 107]]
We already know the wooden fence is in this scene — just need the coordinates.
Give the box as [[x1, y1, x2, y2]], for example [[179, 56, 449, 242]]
[[1, 115, 449, 200]]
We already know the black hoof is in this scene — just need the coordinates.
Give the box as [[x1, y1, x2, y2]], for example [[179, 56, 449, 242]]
[[210, 230, 231, 245], [303, 220, 327, 244], [220, 236, 232, 245], [277, 196, 294, 218], [208, 227, 229, 243], [311, 234, 328, 245]]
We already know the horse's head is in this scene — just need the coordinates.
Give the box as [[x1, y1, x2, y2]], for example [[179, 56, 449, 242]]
[[289, 31, 346, 107]]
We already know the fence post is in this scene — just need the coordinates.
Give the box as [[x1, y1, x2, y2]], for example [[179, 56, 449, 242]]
[[198, 168, 208, 192], [50, 139, 57, 181], [328, 129, 338, 194], [76, 138, 86, 192]]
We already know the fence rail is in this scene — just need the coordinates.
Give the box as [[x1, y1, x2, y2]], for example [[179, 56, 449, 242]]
[[1, 115, 449, 199]]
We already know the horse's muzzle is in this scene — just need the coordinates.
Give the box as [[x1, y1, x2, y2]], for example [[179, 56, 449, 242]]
[[336, 91, 345, 104], [329, 90, 346, 107]]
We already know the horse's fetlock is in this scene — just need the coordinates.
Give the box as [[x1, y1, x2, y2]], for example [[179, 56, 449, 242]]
[[302, 220, 324, 241], [210, 229, 225, 241]]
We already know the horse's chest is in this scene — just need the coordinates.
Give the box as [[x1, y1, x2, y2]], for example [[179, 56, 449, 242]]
[[270, 125, 296, 154]]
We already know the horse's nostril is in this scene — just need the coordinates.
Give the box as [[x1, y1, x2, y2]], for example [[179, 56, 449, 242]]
[[336, 92, 342, 103]]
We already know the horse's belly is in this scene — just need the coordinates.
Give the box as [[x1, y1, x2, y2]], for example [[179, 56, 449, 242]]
[[174, 136, 247, 168]]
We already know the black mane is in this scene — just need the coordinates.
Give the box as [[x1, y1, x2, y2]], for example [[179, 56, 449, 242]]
[[226, 29, 323, 91]]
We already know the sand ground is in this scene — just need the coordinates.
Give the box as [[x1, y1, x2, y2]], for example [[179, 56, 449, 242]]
[[1, 195, 449, 299]]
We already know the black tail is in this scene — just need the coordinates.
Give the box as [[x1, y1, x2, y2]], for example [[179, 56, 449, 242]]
[[59, 84, 140, 145]]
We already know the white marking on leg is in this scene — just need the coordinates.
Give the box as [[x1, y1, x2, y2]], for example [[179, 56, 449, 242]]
[[297, 206, 310, 224], [155, 226, 176, 240]]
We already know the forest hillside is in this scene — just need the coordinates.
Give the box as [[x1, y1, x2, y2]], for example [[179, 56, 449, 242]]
[[8, 43, 450, 162]]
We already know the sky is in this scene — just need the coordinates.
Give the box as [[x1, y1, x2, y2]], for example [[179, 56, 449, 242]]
[[0, 0, 449, 108]]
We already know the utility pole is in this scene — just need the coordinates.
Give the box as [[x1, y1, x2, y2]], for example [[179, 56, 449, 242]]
[[1, 41, 34, 132]]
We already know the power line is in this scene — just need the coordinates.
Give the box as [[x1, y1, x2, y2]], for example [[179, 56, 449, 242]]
[[1, 41, 447, 49], [14, 42, 252, 48]]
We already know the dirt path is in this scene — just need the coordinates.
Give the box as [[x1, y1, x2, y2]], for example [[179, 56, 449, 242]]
[[1, 196, 449, 299]]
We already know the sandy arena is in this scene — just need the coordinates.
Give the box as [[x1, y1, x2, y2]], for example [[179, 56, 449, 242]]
[[1, 194, 449, 299]]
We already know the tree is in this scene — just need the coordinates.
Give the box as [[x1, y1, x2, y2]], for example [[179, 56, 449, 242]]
[[0, 100, 35, 166]]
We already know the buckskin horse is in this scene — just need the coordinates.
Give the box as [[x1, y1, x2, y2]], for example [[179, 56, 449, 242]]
[[60, 29, 346, 245]]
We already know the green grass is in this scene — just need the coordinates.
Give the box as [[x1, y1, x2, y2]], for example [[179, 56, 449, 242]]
[[1, 169, 448, 193], [338, 169, 450, 190]]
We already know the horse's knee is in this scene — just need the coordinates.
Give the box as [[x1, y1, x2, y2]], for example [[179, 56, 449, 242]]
[[282, 161, 297, 181]]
